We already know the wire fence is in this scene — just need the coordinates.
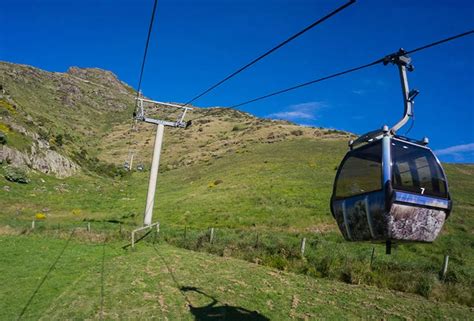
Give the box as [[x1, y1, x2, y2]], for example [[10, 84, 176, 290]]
[[3, 219, 467, 305], [16, 220, 454, 277]]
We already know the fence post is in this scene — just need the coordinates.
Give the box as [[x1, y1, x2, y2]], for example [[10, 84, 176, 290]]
[[370, 247, 375, 269], [300, 237, 306, 257], [31, 220, 35, 229], [210, 228, 215, 244], [440, 255, 449, 280], [132, 230, 135, 249], [87, 222, 91, 233]]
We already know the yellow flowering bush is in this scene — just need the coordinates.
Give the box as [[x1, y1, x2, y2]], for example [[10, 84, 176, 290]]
[[35, 213, 46, 220]]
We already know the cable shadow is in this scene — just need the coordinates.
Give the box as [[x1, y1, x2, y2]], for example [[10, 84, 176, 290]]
[[17, 229, 75, 320], [180, 286, 270, 321]]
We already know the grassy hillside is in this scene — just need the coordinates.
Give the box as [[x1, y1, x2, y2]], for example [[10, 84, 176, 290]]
[[0, 62, 133, 153], [1, 61, 473, 313], [0, 234, 471, 320], [1, 139, 473, 307], [99, 107, 351, 171], [1, 139, 353, 229]]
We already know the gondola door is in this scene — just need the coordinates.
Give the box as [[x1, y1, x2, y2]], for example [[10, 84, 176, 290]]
[[331, 140, 388, 241]]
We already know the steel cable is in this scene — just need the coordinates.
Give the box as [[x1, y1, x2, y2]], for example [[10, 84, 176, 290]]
[[230, 29, 474, 108], [181, 0, 356, 107]]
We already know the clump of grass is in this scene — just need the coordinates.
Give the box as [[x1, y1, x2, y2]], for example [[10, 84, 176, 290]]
[[3, 165, 30, 184], [290, 129, 303, 136], [231, 124, 246, 132], [0, 122, 11, 133], [208, 179, 223, 188], [0, 98, 16, 114]]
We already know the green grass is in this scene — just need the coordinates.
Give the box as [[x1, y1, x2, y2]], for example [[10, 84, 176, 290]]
[[0, 139, 346, 229], [1, 61, 473, 313], [0, 234, 471, 320], [1, 139, 473, 307]]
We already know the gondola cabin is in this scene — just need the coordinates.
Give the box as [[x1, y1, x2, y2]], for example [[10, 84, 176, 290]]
[[330, 129, 451, 244], [330, 50, 452, 250]]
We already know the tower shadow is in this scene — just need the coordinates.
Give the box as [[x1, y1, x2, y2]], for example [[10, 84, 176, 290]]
[[180, 286, 270, 321]]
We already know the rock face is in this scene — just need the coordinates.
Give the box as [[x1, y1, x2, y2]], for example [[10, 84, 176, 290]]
[[1, 145, 78, 178], [0, 61, 138, 178], [66, 67, 129, 93]]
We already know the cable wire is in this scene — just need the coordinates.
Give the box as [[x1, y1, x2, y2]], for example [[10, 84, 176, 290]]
[[137, 0, 159, 95], [124, 0, 159, 170], [230, 29, 474, 109], [231, 60, 381, 108], [181, 0, 356, 107], [405, 29, 474, 55], [405, 115, 415, 135]]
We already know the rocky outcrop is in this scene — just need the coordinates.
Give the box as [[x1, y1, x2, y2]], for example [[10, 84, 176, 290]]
[[0, 145, 29, 167], [1, 145, 78, 178], [66, 67, 131, 95]]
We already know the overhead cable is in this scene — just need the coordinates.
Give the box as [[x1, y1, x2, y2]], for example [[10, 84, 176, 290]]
[[230, 29, 474, 108], [181, 0, 356, 107], [125, 0, 159, 173], [136, 0, 159, 95]]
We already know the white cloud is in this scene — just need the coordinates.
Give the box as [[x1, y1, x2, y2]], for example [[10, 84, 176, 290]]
[[267, 101, 326, 121], [352, 89, 366, 95], [434, 143, 474, 161]]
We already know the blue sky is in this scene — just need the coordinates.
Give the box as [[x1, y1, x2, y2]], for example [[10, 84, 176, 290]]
[[1, 0, 473, 162]]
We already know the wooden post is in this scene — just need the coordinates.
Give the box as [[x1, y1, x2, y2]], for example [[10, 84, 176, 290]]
[[370, 247, 375, 269], [132, 231, 135, 249], [31, 220, 35, 229], [386, 240, 392, 255], [209, 228, 215, 244], [87, 222, 91, 233], [300, 237, 306, 257], [440, 255, 449, 280]]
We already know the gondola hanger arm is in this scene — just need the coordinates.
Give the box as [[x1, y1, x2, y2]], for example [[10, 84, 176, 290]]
[[383, 49, 419, 134]]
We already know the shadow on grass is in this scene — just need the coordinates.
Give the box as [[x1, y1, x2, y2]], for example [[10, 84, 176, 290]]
[[153, 245, 269, 320], [180, 286, 269, 321]]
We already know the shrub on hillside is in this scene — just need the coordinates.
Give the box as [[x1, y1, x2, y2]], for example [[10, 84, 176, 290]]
[[4, 165, 30, 184], [290, 129, 303, 136], [0, 131, 6, 145], [35, 213, 46, 220], [72, 148, 129, 178]]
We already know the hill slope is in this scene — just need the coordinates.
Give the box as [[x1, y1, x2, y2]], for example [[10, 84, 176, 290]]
[[0, 61, 350, 177], [1, 234, 471, 320], [0, 61, 473, 309]]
